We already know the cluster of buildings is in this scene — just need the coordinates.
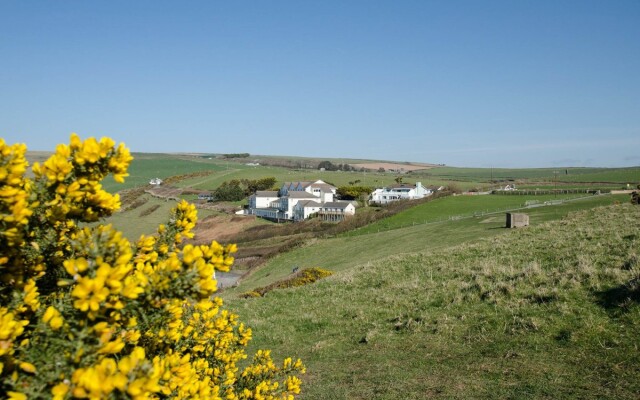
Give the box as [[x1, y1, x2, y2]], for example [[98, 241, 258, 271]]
[[248, 180, 356, 222], [247, 180, 435, 222]]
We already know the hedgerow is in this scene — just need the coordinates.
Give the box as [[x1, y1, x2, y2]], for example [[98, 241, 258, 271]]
[[0, 134, 304, 399]]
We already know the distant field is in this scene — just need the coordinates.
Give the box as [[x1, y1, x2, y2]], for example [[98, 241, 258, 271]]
[[26, 150, 637, 195], [102, 154, 227, 192], [349, 162, 435, 172], [174, 164, 454, 191], [412, 166, 640, 183]]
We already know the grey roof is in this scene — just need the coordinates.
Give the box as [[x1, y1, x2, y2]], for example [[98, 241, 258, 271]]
[[388, 183, 416, 189], [309, 183, 337, 190], [288, 191, 319, 199], [322, 201, 352, 209], [255, 191, 279, 197], [295, 200, 321, 208]]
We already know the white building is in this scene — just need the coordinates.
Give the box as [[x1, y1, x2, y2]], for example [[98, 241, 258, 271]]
[[279, 180, 337, 203], [369, 182, 432, 205], [293, 200, 323, 221], [249, 180, 354, 221], [248, 191, 279, 209]]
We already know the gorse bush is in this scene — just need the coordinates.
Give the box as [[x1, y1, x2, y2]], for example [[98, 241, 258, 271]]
[[0, 134, 304, 399], [241, 268, 333, 298]]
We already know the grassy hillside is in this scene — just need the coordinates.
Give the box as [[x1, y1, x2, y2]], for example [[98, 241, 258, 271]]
[[226, 194, 626, 293], [101, 153, 227, 192], [350, 193, 592, 236], [97, 152, 463, 193], [226, 203, 640, 399]]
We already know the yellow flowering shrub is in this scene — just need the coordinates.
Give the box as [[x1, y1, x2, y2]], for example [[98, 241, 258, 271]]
[[241, 268, 333, 298], [0, 134, 305, 399]]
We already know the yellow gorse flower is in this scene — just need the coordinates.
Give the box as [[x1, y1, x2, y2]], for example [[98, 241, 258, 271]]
[[0, 134, 304, 398]]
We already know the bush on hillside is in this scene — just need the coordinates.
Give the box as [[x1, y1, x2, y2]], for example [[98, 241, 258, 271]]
[[336, 185, 373, 201], [241, 268, 333, 298], [214, 180, 246, 201], [214, 177, 278, 202], [0, 135, 304, 399]]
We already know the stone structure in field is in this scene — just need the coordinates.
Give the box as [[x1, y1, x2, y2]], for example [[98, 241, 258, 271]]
[[506, 212, 529, 228]]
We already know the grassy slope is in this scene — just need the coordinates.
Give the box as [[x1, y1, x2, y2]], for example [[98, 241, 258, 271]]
[[225, 194, 626, 293], [102, 154, 227, 192], [226, 203, 640, 399], [352, 194, 591, 235]]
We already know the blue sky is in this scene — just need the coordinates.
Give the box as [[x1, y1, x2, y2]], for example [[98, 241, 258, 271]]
[[1, 1, 639, 167]]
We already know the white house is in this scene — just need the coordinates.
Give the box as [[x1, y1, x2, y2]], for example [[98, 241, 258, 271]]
[[149, 178, 163, 186], [293, 200, 356, 222], [248, 191, 279, 209], [278, 191, 321, 219], [249, 180, 353, 221], [280, 180, 336, 203], [319, 201, 356, 218], [293, 200, 323, 221], [369, 182, 432, 205]]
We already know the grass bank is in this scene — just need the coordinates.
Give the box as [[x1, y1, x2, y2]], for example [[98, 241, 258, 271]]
[[226, 203, 640, 399], [226, 194, 626, 293]]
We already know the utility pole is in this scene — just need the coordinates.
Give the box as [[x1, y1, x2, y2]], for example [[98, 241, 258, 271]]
[[553, 170, 559, 198]]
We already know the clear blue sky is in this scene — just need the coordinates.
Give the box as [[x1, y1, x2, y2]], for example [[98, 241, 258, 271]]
[[1, 1, 639, 167]]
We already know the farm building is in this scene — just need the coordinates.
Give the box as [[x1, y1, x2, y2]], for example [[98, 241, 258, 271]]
[[149, 178, 163, 186], [249, 180, 355, 221], [369, 182, 432, 205]]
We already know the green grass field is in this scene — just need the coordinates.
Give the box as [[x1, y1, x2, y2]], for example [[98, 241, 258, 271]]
[[351, 193, 592, 235], [225, 194, 627, 294], [174, 165, 449, 192], [225, 203, 640, 399], [102, 154, 228, 192], [412, 166, 640, 183], [99, 153, 458, 193], [74, 150, 639, 398], [92, 153, 638, 197]]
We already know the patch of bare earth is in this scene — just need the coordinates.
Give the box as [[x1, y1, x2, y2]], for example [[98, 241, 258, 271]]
[[193, 215, 258, 244]]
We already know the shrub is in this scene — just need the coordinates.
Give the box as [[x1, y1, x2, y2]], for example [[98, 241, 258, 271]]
[[241, 268, 333, 297], [214, 180, 246, 202], [336, 186, 373, 201], [0, 134, 304, 399]]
